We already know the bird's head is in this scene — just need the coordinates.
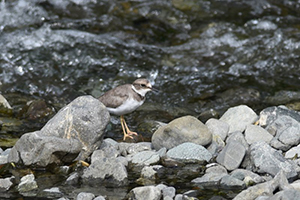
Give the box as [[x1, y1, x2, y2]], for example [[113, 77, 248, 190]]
[[132, 78, 158, 97]]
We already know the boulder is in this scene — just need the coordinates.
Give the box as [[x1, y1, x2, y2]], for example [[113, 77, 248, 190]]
[[220, 105, 258, 133], [244, 125, 273, 145], [152, 115, 212, 150], [250, 142, 298, 179], [205, 118, 229, 141], [8, 95, 110, 167], [166, 142, 212, 163]]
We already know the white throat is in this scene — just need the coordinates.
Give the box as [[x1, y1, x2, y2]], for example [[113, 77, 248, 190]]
[[131, 85, 150, 97]]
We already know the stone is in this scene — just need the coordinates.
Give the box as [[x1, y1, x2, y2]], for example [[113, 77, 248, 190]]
[[94, 196, 106, 200], [206, 118, 229, 141], [233, 170, 292, 200], [216, 141, 246, 171], [152, 115, 212, 150], [230, 169, 264, 184], [267, 115, 300, 150], [219, 105, 258, 133], [220, 175, 245, 189], [207, 134, 226, 156], [65, 172, 79, 185], [285, 144, 300, 159], [258, 106, 300, 127], [8, 96, 110, 167], [131, 151, 160, 166], [0, 94, 12, 109], [226, 131, 249, 150], [0, 176, 14, 191], [128, 185, 162, 200], [161, 186, 176, 199], [42, 187, 63, 198], [137, 165, 164, 185], [18, 174, 38, 193], [82, 158, 128, 186], [166, 142, 212, 163], [269, 189, 300, 200], [244, 125, 273, 145], [76, 192, 95, 200], [192, 164, 228, 187], [250, 142, 298, 179]]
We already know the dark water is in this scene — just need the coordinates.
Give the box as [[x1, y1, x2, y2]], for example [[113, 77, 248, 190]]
[[0, 0, 300, 199]]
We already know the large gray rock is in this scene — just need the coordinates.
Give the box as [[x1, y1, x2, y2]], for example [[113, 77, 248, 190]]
[[244, 125, 273, 145], [220, 175, 245, 189], [216, 141, 246, 171], [257, 106, 300, 127], [8, 95, 110, 167], [130, 150, 160, 166], [267, 189, 300, 200], [82, 157, 128, 186], [128, 185, 162, 200], [267, 115, 300, 150], [220, 105, 258, 133], [166, 142, 212, 163], [250, 142, 298, 179], [233, 170, 292, 200], [152, 115, 212, 150], [206, 118, 229, 141]]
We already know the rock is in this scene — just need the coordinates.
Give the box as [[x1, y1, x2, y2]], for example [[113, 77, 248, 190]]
[[226, 131, 249, 150], [76, 192, 95, 200], [0, 94, 12, 109], [258, 106, 300, 127], [130, 150, 160, 166], [8, 95, 110, 167], [23, 99, 55, 120], [207, 134, 225, 156], [161, 186, 176, 199], [65, 172, 79, 185], [0, 176, 14, 191], [137, 165, 164, 185], [18, 174, 38, 193], [42, 187, 63, 198], [205, 118, 229, 141], [233, 170, 292, 200], [128, 185, 162, 200], [220, 175, 245, 189], [250, 142, 298, 179], [152, 115, 212, 150], [0, 148, 10, 165], [94, 196, 106, 200], [285, 144, 300, 159], [82, 157, 128, 186], [268, 189, 300, 200], [192, 164, 228, 187], [216, 141, 246, 171], [267, 115, 300, 150], [219, 105, 258, 133], [117, 142, 153, 156], [166, 142, 212, 163], [230, 169, 264, 184], [244, 125, 273, 145]]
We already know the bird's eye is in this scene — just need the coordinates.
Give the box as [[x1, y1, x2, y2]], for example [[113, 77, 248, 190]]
[[141, 84, 146, 87]]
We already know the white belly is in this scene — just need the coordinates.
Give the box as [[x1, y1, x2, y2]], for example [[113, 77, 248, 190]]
[[107, 98, 144, 116]]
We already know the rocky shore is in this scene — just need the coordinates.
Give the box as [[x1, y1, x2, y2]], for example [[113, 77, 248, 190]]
[[1, 95, 300, 199]]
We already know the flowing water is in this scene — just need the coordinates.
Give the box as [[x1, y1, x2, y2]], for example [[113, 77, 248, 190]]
[[0, 0, 300, 199]]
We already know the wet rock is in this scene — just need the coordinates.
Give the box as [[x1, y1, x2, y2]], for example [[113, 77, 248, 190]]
[[152, 115, 212, 150], [0, 176, 14, 191], [76, 192, 95, 200], [233, 170, 292, 200], [128, 185, 161, 200], [250, 142, 298, 179], [166, 142, 212, 163], [65, 172, 79, 185], [220, 175, 245, 189], [192, 164, 228, 187], [137, 165, 164, 185], [257, 106, 300, 127], [42, 187, 63, 198], [130, 150, 160, 166], [267, 115, 300, 151], [8, 95, 110, 167], [216, 141, 246, 171], [205, 118, 229, 141], [244, 125, 273, 145], [0, 94, 12, 109], [82, 157, 128, 186], [219, 105, 258, 133], [17, 174, 38, 193], [230, 169, 264, 185]]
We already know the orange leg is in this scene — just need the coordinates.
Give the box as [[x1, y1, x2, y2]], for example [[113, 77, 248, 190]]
[[120, 116, 138, 140]]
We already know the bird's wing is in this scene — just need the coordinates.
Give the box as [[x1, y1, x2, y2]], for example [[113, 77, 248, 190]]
[[98, 84, 130, 108]]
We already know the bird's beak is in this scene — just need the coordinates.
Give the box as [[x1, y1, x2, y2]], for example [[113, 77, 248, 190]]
[[151, 87, 159, 93]]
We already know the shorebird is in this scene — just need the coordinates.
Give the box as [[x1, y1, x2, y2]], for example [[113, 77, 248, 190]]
[[99, 78, 155, 140]]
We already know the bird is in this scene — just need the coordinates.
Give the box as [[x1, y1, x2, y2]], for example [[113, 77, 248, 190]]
[[98, 78, 155, 140]]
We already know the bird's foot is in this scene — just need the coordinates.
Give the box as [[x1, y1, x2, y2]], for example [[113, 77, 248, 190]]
[[123, 131, 138, 140]]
